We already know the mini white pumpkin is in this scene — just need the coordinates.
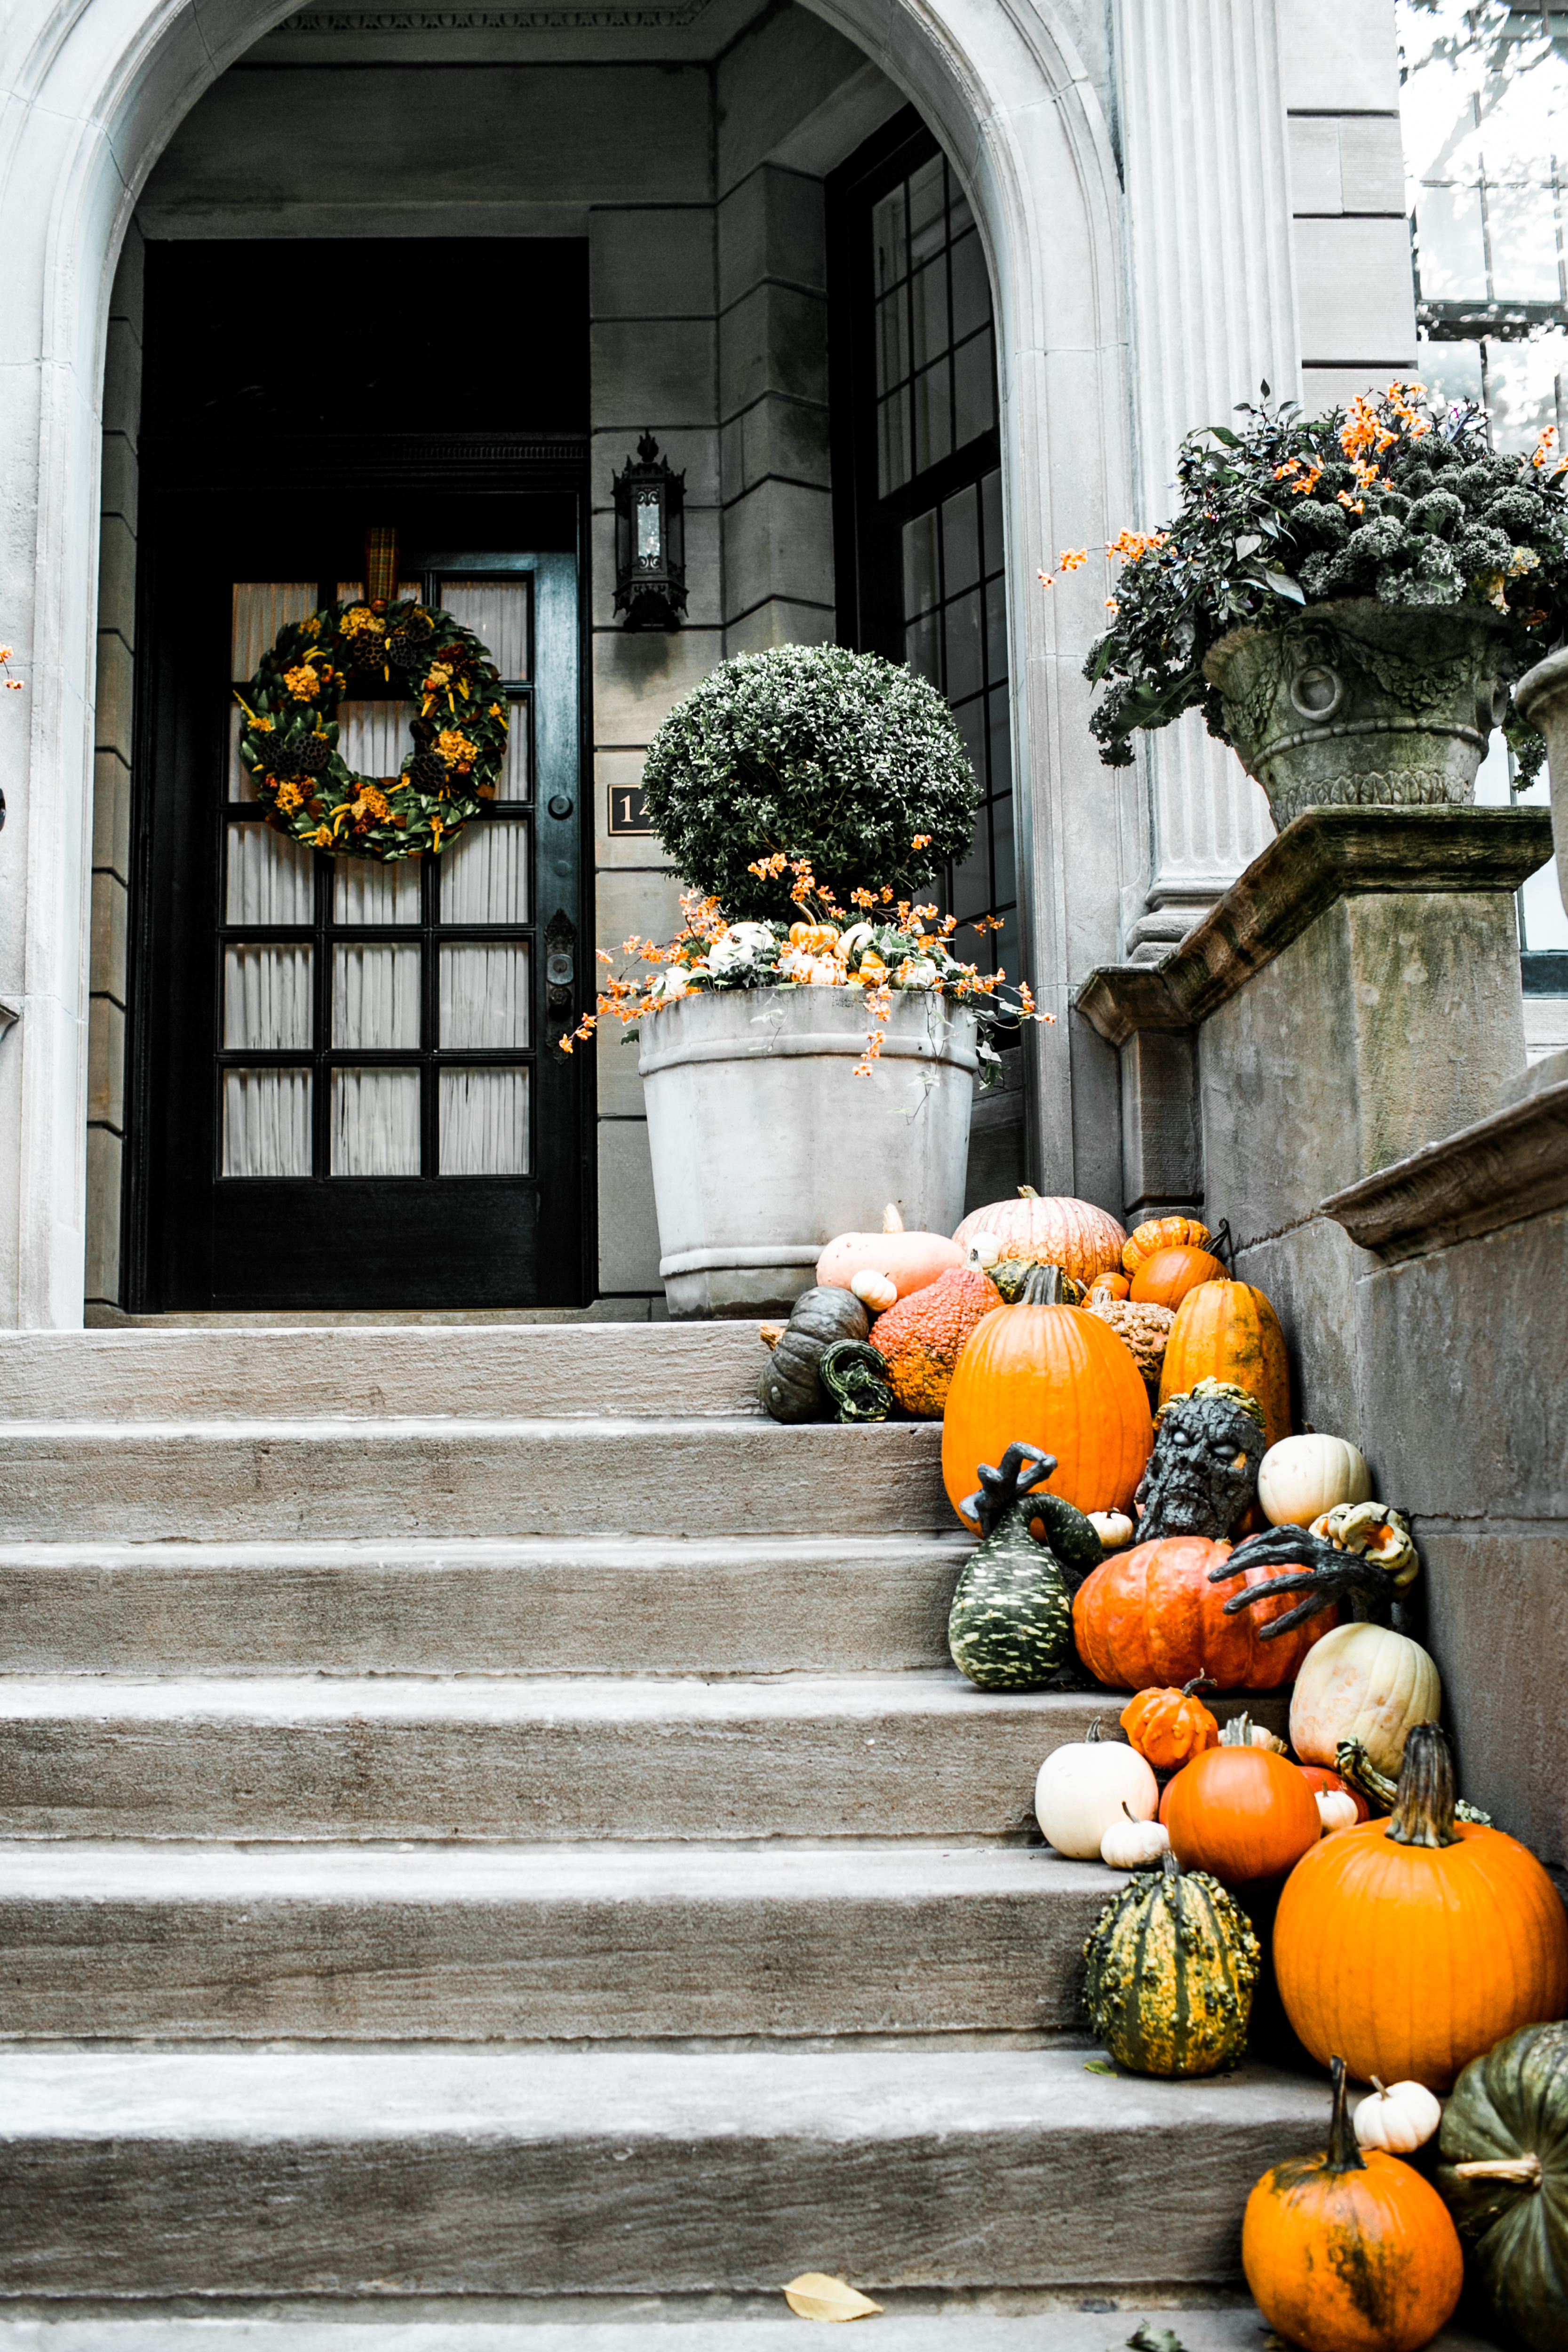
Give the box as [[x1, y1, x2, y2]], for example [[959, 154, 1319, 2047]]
[[1289, 1620, 1441, 1778], [965, 1230, 1003, 1269], [1316, 1788, 1360, 1836], [850, 1267, 898, 1314], [1353, 2077, 1443, 2154], [1257, 1433, 1374, 1528], [1035, 1721, 1158, 1860], [1088, 1510, 1136, 1552], [1100, 1802, 1170, 1870]]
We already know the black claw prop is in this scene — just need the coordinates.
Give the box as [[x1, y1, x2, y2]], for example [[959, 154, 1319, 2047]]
[[960, 1441, 1058, 1539], [1207, 1525, 1409, 1635]]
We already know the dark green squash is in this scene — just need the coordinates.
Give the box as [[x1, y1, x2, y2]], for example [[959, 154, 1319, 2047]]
[[1082, 1846, 1260, 2077], [757, 1287, 869, 1422], [1437, 2021, 1568, 2352], [947, 1441, 1091, 1688]]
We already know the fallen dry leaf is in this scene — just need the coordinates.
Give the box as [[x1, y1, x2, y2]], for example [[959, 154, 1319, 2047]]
[[782, 2272, 884, 2322]]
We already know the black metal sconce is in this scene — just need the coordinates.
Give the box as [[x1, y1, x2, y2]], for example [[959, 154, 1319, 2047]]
[[613, 433, 687, 630]]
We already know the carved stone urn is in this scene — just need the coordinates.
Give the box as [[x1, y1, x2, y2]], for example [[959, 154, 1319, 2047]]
[[1202, 597, 1517, 833], [1513, 646, 1568, 915]]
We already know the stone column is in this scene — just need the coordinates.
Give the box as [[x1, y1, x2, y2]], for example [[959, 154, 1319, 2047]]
[[1113, 0, 1301, 957]]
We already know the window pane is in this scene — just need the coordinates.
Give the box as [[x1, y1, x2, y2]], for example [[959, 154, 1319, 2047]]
[[1521, 853, 1568, 948], [332, 944, 422, 1050], [878, 390, 911, 497], [941, 485, 980, 596], [902, 509, 939, 619], [981, 468, 1005, 571], [440, 820, 529, 924], [904, 609, 940, 685], [1485, 331, 1567, 453], [876, 292, 909, 395], [985, 572, 1009, 686], [440, 1066, 529, 1175], [231, 584, 316, 683], [988, 687, 1013, 799], [949, 229, 990, 344], [951, 803, 991, 921], [223, 946, 313, 1050], [228, 706, 256, 803], [1416, 184, 1488, 299], [440, 943, 530, 1048], [330, 1067, 421, 1176], [991, 790, 1016, 907], [872, 185, 908, 294], [912, 361, 953, 475], [438, 579, 531, 679], [907, 156, 946, 264], [222, 1069, 312, 1178], [1486, 183, 1562, 302], [954, 331, 996, 449], [943, 587, 984, 703], [910, 255, 950, 370], [337, 699, 418, 783], [226, 824, 314, 926], [1417, 334, 1483, 408], [951, 694, 985, 785], [334, 857, 421, 925]]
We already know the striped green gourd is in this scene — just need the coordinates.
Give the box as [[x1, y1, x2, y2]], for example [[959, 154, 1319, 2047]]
[[947, 1441, 1102, 1690], [1082, 1847, 1260, 2077]]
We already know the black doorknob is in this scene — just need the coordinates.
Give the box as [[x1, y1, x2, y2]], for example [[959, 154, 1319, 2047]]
[[547, 794, 573, 819]]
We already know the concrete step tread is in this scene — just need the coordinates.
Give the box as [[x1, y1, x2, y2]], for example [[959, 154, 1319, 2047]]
[[0, 1534, 973, 1568], [0, 1414, 911, 1440]]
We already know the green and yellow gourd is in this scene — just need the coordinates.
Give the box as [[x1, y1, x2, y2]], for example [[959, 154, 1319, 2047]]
[[947, 1442, 1104, 1690], [1082, 1847, 1261, 2077]]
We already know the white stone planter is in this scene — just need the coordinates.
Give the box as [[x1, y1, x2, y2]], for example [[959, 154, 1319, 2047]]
[[638, 985, 979, 1319], [1514, 647, 1568, 917]]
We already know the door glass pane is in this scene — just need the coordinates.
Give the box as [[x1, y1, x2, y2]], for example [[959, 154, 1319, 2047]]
[[222, 1069, 312, 1177], [231, 585, 316, 682], [223, 946, 313, 1049], [334, 858, 421, 924], [337, 700, 417, 781], [439, 1066, 529, 1175], [440, 821, 529, 923], [496, 703, 530, 802], [440, 943, 530, 1047], [330, 1067, 421, 1176], [226, 824, 314, 925], [336, 580, 422, 608], [332, 944, 422, 1049], [228, 706, 257, 803], [438, 580, 531, 678]]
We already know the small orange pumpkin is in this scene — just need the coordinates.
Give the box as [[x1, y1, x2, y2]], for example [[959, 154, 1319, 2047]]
[[816, 1203, 963, 1302], [1243, 2056, 1463, 2352], [1085, 1271, 1131, 1306], [952, 1187, 1126, 1288], [1122, 1216, 1212, 1276], [1121, 1677, 1221, 1770], [1128, 1246, 1227, 1311], [1166, 1715, 1322, 1885], [1073, 1534, 1336, 1693], [868, 1258, 1001, 1419], [1159, 1279, 1291, 1449]]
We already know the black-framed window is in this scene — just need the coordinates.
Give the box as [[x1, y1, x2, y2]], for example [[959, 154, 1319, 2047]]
[[830, 112, 1017, 982]]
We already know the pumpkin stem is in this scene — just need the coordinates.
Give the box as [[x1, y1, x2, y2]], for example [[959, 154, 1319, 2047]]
[[1020, 1264, 1068, 1306], [881, 1204, 905, 1233], [1018, 1185, 1040, 1199], [1386, 1722, 1463, 1850], [1325, 2056, 1366, 2175], [758, 1322, 786, 1351], [1180, 1675, 1218, 1699], [1452, 2154, 1545, 2188], [1218, 1713, 1254, 1747], [1087, 1717, 1105, 1744]]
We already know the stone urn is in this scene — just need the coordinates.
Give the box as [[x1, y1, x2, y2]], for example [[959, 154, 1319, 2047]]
[[1202, 597, 1516, 833], [1513, 647, 1568, 914], [638, 984, 978, 1319]]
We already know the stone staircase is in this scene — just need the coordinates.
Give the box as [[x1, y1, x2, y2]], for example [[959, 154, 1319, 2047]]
[[0, 1323, 1431, 2345]]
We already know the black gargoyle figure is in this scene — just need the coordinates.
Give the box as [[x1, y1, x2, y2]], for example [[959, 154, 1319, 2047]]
[[1209, 1500, 1420, 1636], [1132, 1380, 1268, 1542], [959, 1440, 1106, 1594]]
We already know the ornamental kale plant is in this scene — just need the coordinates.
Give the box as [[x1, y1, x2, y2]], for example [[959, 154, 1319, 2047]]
[[1082, 381, 1568, 779], [639, 644, 976, 919]]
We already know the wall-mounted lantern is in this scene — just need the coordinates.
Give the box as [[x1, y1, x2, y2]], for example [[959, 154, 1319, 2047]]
[[613, 433, 687, 630]]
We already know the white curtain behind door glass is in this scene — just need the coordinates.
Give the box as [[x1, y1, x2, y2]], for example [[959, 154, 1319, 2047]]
[[439, 580, 530, 677], [440, 821, 528, 923], [439, 944, 529, 1047], [334, 857, 421, 924], [439, 1067, 528, 1174], [497, 701, 529, 801], [231, 584, 317, 681], [337, 700, 419, 781], [226, 825, 315, 924], [227, 707, 257, 803], [331, 1068, 421, 1175], [224, 947, 313, 1049], [332, 944, 422, 1049], [223, 1069, 312, 1176]]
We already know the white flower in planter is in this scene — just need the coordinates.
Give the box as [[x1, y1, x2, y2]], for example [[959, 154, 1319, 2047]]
[[707, 922, 777, 978], [654, 965, 693, 1001]]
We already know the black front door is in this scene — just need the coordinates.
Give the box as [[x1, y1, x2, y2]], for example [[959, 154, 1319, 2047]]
[[132, 494, 589, 1311]]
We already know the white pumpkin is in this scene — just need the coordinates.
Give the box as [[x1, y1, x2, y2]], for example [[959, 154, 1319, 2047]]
[[1315, 1788, 1360, 1836], [1258, 1434, 1373, 1528], [1100, 1803, 1170, 1870], [1088, 1511, 1136, 1552], [1035, 1723, 1158, 1860], [1288, 1621, 1441, 1777], [1353, 2078, 1442, 2154], [850, 1267, 898, 1314]]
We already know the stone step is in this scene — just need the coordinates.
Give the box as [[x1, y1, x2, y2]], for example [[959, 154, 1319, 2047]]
[[0, 1535, 973, 1677], [0, 1676, 1288, 1843], [0, 2046, 1327, 2296], [0, 1841, 1114, 2042], [0, 1418, 950, 1542], [0, 2319, 1500, 2352], [0, 1326, 770, 1422]]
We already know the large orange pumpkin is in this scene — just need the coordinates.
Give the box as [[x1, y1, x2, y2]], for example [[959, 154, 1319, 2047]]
[[952, 1187, 1126, 1287], [1128, 1247, 1227, 1311], [1122, 1215, 1212, 1276], [1243, 2057, 1463, 2352], [1073, 1534, 1337, 1692], [1159, 1279, 1291, 1448], [1166, 1718, 1322, 1885], [940, 1271, 1152, 1523], [1275, 1724, 1568, 2092], [868, 1261, 1000, 1419]]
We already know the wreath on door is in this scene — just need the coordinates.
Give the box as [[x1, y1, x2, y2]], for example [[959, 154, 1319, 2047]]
[[235, 598, 510, 861]]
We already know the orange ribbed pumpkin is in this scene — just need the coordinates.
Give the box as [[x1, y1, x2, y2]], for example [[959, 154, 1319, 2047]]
[[1128, 1247, 1227, 1311], [940, 1280, 1152, 1524], [1122, 1216, 1212, 1276], [1159, 1279, 1291, 1448], [1166, 1729, 1321, 1884], [1073, 1535, 1337, 1692], [952, 1187, 1126, 1287], [869, 1263, 1001, 1419], [1085, 1271, 1131, 1305]]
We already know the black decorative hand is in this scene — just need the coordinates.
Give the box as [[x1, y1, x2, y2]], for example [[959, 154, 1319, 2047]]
[[1208, 1525, 1408, 1635]]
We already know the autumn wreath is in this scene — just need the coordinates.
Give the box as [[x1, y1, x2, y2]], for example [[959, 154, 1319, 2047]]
[[235, 597, 510, 861]]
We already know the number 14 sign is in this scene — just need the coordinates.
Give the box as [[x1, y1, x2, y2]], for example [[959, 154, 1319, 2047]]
[[607, 785, 653, 836]]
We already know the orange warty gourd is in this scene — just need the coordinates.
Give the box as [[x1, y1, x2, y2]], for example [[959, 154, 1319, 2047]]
[[1242, 2057, 1463, 2352], [940, 1269, 1153, 1523], [1122, 1216, 1213, 1276], [868, 1261, 1001, 1420], [1159, 1279, 1291, 1448], [1073, 1534, 1337, 1693], [1121, 1677, 1220, 1769], [1275, 1723, 1568, 2091], [952, 1187, 1126, 1287], [1128, 1247, 1228, 1311], [1166, 1716, 1322, 1885]]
